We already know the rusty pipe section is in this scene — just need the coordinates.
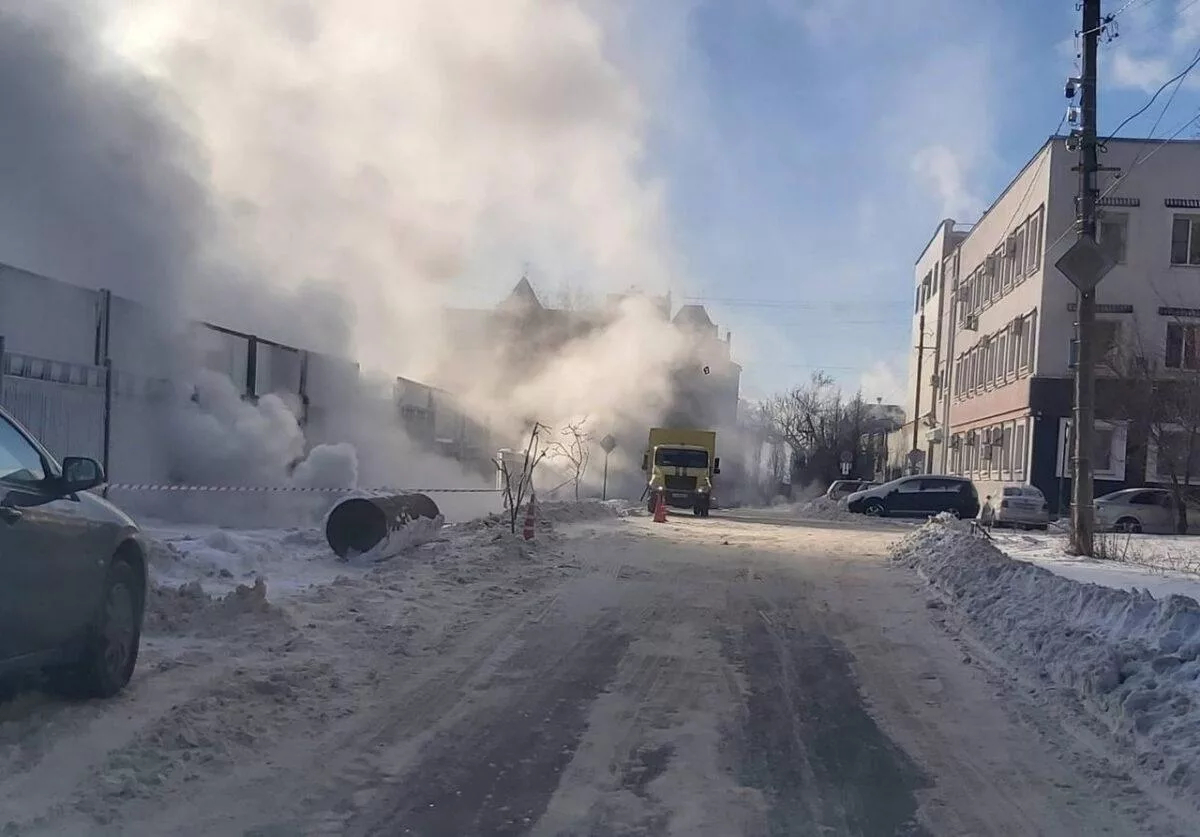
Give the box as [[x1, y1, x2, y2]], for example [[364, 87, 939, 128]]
[[325, 493, 442, 559]]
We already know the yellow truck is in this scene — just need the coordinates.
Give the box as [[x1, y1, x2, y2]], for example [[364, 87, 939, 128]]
[[642, 428, 720, 517]]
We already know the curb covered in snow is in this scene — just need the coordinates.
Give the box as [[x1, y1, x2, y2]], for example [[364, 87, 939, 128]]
[[892, 516, 1200, 800]]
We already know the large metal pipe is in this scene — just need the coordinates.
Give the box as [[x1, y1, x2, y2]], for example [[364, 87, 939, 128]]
[[325, 493, 442, 559]]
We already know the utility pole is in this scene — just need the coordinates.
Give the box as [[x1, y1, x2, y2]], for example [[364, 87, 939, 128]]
[[1070, 0, 1102, 556], [911, 310, 926, 474]]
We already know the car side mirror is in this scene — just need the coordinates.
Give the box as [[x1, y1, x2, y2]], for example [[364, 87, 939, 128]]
[[61, 457, 105, 494], [713, 457, 721, 475]]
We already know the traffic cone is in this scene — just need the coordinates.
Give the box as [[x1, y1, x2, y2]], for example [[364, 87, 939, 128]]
[[523, 493, 537, 540], [653, 491, 667, 523]]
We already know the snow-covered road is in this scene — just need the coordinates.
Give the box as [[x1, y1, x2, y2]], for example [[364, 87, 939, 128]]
[[1, 510, 1193, 835]]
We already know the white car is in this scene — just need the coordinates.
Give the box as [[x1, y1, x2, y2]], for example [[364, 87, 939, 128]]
[[992, 484, 1049, 530], [1094, 488, 1200, 534]]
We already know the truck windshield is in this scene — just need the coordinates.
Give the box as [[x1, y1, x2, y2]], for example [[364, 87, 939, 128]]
[[655, 448, 709, 469]]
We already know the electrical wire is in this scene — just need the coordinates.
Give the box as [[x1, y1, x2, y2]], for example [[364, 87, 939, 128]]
[[1100, 44, 1200, 147]]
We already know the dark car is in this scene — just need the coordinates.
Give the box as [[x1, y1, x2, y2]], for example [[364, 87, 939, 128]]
[[846, 475, 980, 519], [0, 405, 148, 698]]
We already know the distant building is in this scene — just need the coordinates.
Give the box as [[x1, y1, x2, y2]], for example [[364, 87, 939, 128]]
[[906, 136, 1200, 511], [441, 279, 741, 435]]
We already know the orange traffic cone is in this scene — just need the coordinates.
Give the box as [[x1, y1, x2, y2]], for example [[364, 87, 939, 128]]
[[523, 493, 537, 540], [653, 491, 667, 523]]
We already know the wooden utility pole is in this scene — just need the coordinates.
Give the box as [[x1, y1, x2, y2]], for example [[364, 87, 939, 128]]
[[1070, 0, 1101, 556], [911, 310, 926, 473]]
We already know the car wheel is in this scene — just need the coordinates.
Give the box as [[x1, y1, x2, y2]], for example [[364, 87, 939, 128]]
[[55, 560, 143, 699], [863, 500, 886, 517], [1115, 517, 1142, 534]]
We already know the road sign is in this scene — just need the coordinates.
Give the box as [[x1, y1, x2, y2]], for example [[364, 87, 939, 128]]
[[599, 434, 617, 454], [840, 450, 853, 464], [839, 462, 852, 476], [906, 448, 925, 467], [1055, 237, 1116, 293]]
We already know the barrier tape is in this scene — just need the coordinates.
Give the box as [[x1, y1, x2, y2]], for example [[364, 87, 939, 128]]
[[103, 483, 501, 494]]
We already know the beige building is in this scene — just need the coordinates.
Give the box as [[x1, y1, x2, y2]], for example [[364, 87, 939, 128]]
[[908, 136, 1200, 512]]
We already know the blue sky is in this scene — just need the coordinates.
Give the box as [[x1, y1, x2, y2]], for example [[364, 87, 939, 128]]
[[612, 0, 1197, 403]]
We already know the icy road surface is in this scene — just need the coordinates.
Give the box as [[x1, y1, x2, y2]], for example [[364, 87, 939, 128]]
[[1, 511, 1191, 836]]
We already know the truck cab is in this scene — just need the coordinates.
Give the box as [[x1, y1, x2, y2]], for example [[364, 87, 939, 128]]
[[642, 428, 720, 517]]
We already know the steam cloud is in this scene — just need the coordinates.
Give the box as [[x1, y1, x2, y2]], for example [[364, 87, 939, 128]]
[[0, 0, 699, 500]]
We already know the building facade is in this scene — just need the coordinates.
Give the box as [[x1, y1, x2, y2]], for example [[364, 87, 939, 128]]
[[909, 137, 1200, 512]]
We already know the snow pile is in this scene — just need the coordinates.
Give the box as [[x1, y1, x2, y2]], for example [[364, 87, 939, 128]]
[[144, 576, 289, 639], [894, 517, 1200, 798], [534, 499, 630, 524], [792, 496, 853, 521]]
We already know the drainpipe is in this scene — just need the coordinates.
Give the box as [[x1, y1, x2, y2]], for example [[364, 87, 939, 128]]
[[940, 279, 959, 473]]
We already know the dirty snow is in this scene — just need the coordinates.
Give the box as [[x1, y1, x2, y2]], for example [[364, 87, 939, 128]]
[[894, 517, 1200, 803], [0, 502, 626, 835]]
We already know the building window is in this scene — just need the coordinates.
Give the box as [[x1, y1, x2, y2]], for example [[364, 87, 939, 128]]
[[1171, 215, 1200, 266], [1025, 208, 1044, 273], [1013, 421, 1027, 477], [1021, 310, 1037, 369], [915, 286, 921, 313], [1166, 322, 1200, 369], [1148, 428, 1200, 484], [1013, 229, 1027, 280], [1096, 319, 1121, 361], [1056, 418, 1126, 480], [1098, 212, 1128, 264]]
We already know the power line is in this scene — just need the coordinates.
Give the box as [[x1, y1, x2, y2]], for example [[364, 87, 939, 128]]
[[1100, 43, 1200, 146]]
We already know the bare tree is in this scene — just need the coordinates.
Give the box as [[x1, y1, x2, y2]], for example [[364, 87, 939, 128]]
[[495, 422, 550, 534], [1105, 329, 1200, 533], [762, 373, 869, 486], [548, 419, 592, 500]]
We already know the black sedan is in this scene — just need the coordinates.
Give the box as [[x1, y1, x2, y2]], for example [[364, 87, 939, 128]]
[[0, 405, 148, 697]]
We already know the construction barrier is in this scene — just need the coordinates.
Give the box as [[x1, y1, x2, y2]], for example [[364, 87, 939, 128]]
[[104, 483, 500, 494], [324, 493, 442, 559]]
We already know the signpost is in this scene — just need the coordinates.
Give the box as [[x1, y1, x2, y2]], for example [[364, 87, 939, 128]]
[[599, 434, 617, 500], [906, 448, 925, 475]]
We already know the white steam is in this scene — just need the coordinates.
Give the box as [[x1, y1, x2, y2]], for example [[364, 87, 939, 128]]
[[3, 1, 708, 505]]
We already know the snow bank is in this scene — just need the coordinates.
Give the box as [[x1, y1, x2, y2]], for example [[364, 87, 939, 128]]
[[534, 499, 632, 524], [144, 576, 289, 639], [791, 497, 853, 521], [894, 517, 1200, 799]]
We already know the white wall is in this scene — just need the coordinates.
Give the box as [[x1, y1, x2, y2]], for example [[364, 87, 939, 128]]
[[0, 264, 99, 364]]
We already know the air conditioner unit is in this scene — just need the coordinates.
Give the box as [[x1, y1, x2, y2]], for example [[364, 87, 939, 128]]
[[1004, 235, 1017, 258], [926, 428, 944, 444], [964, 314, 979, 331]]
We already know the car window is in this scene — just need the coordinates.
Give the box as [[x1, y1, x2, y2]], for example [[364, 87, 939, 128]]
[[1002, 486, 1021, 497], [1129, 491, 1168, 506], [895, 479, 922, 493], [920, 478, 960, 492], [0, 414, 46, 485]]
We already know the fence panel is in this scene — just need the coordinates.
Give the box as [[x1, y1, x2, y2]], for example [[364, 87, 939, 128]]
[[0, 374, 105, 463]]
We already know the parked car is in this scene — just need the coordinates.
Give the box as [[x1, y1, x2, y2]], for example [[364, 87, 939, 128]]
[[846, 475, 980, 519], [1094, 488, 1200, 534], [0, 405, 147, 697], [825, 479, 876, 502], [992, 484, 1050, 530]]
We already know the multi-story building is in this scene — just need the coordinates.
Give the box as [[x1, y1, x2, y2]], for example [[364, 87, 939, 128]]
[[908, 136, 1200, 512]]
